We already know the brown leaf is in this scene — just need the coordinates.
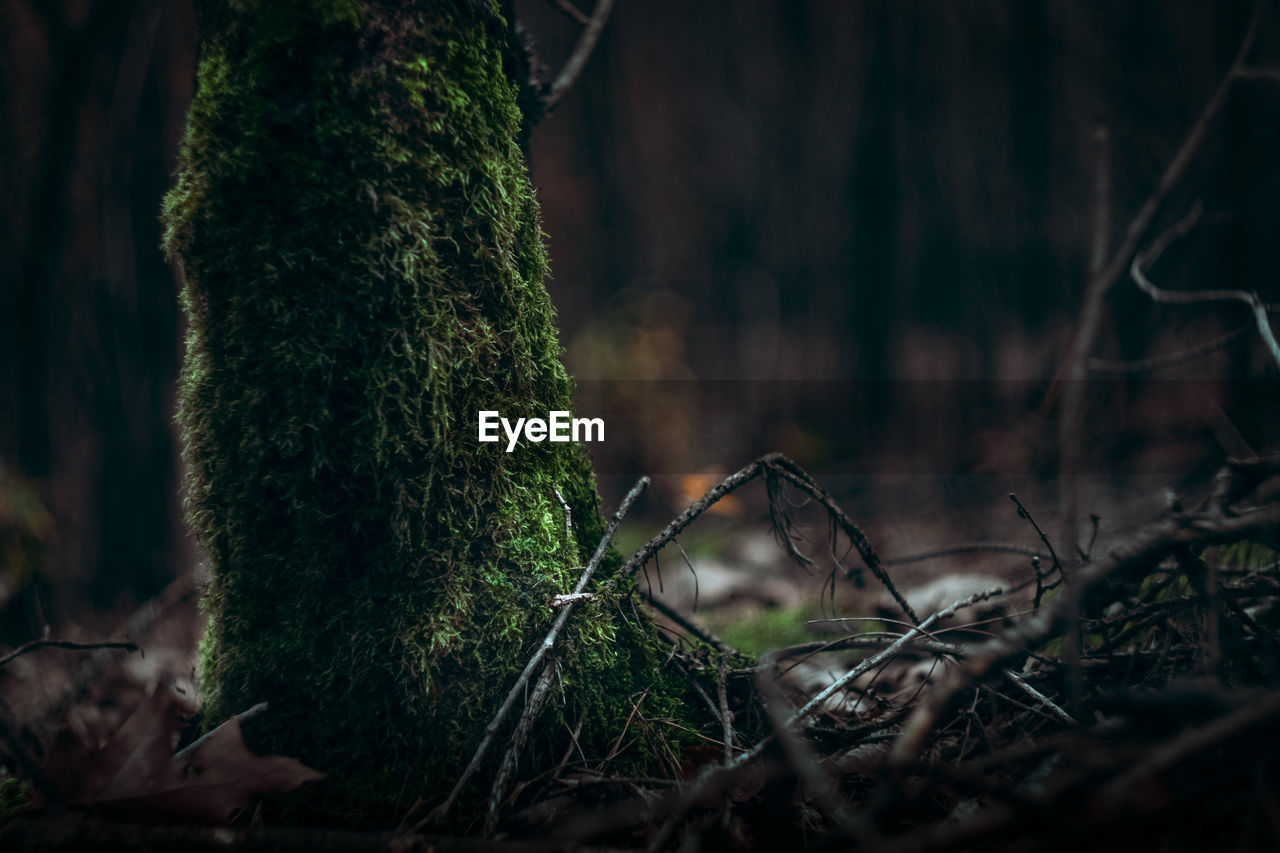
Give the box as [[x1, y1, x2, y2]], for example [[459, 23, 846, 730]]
[[88, 702, 325, 823], [39, 686, 323, 824]]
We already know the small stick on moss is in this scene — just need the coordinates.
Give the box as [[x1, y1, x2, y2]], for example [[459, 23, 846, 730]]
[[553, 487, 573, 542], [484, 661, 557, 835], [421, 476, 648, 829]]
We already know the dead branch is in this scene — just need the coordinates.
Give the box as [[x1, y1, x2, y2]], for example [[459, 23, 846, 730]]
[[546, 0, 592, 27]]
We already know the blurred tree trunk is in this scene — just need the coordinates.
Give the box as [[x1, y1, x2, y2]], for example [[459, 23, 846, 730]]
[[163, 0, 692, 825]]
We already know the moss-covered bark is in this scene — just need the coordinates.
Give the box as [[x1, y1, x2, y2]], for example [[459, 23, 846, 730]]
[[163, 0, 693, 826]]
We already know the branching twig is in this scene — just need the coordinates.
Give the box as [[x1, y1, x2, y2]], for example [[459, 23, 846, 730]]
[[1129, 203, 1280, 370], [646, 595, 736, 654], [618, 454, 913, 625]]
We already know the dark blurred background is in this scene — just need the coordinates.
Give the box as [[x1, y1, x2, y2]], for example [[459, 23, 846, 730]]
[[2, 1, 1278, 640]]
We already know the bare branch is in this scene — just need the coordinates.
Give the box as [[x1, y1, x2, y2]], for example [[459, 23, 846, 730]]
[[544, 0, 616, 112], [1129, 204, 1280, 370]]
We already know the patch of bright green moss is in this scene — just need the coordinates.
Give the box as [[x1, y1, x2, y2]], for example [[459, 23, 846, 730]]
[[164, 0, 700, 826], [716, 604, 822, 658]]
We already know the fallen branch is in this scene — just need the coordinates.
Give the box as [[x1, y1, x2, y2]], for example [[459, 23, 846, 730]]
[[420, 476, 649, 828], [889, 472, 1280, 771]]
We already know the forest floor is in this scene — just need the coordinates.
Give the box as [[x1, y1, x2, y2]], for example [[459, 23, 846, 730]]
[[3, 456, 1280, 851]]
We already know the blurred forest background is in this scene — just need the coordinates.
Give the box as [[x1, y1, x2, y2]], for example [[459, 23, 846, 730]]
[[2, 0, 1278, 642]]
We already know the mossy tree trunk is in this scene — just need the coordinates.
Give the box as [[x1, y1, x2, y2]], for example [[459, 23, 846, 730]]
[[163, 0, 692, 825]]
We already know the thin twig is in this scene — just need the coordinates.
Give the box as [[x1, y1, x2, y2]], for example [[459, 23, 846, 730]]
[[999, 668, 1075, 726], [544, 0, 616, 112], [553, 487, 573, 543], [619, 459, 767, 581], [0, 639, 139, 670], [619, 454, 911, 623], [1129, 203, 1280, 370], [1087, 322, 1250, 374], [881, 542, 1046, 566], [646, 595, 736, 654], [546, 0, 592, 26], [673, 540, 699, 612], [421, 476, 649, 828], [766, 459, 916, 625], [1008, 494, 1064, 581]]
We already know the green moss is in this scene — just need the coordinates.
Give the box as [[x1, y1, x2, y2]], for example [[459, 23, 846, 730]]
[[716, 604, 823, 658], [164, 0, 702, 826], [0, 776, 31, 816]]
